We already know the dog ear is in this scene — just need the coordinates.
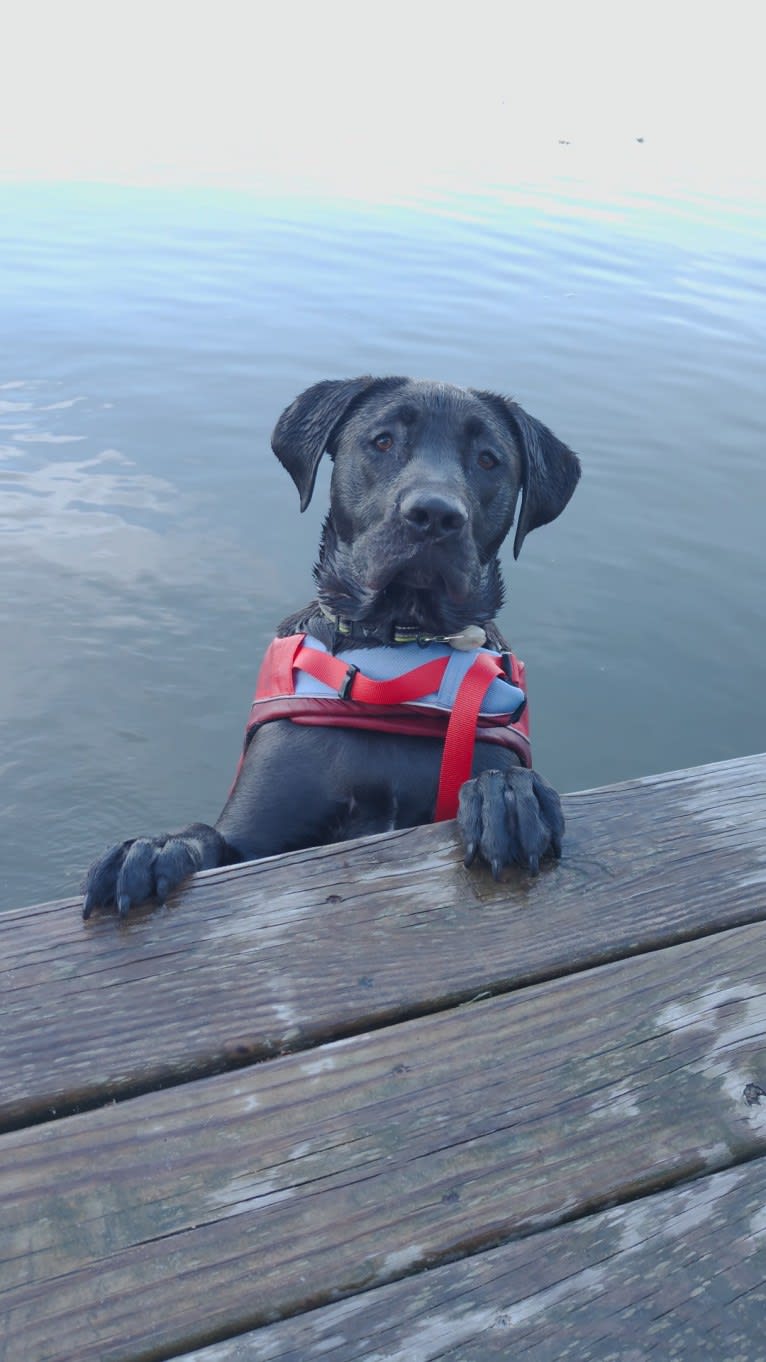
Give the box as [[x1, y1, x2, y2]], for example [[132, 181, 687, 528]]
[[511, 405, 581, 558], [272, 377, 400, 511], [475, 394, 581, 558]]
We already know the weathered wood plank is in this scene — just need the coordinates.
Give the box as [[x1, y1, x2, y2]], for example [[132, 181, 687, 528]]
[[2, 921, 766, 1362], [178, 1156, 766, 1361], [2, 753, 766, 1130]]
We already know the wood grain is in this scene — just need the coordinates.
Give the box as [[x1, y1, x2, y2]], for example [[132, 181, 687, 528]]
[[2, 753, 766, 1130], [178, 1156, 766, 1361], [2, 919, 766, 1362]]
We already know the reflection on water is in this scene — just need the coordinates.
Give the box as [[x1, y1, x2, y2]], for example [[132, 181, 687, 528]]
[[0, 386, 191, 583], [1, 178, 764, 908]]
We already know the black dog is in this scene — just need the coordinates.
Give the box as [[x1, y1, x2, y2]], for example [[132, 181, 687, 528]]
[[83, 377, 580, 918]]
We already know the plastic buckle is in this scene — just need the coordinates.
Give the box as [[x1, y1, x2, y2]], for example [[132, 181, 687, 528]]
[[338, 664, 359, 699]]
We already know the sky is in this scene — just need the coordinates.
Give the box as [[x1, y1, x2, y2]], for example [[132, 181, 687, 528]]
[[1, 0, 764, 205]]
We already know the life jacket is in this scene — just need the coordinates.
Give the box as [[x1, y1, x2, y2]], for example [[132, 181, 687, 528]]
[[236, 632, 531, 822]]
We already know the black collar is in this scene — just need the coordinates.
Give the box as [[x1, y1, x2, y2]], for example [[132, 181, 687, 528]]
[[318, 606, 488, 652]]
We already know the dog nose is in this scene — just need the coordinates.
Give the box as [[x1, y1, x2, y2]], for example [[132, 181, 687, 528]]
[[400, 490, 468, 540]]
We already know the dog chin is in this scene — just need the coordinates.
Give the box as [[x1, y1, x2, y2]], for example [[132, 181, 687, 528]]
[[314, 534, 486, 626], [389, 565, 472, 603]]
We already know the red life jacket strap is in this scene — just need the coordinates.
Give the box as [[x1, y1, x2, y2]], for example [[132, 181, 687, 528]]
[[294, 642, 451, 706], [255, 633, 304, 700], [434, 650, 505, 820]]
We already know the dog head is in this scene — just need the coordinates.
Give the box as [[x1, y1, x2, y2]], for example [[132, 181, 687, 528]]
[[272, 377, 580, 630]]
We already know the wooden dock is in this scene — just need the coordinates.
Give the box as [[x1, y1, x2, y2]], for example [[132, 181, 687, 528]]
[[3, 752, 766, 1361]]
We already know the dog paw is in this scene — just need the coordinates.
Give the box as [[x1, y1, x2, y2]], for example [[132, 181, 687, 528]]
[[82, 823, 226, 919], [457, 767, 565, 879]]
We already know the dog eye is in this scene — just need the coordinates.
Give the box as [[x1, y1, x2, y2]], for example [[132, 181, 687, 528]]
[[478, 450, 499, 470], [373, 431, 394, 452]]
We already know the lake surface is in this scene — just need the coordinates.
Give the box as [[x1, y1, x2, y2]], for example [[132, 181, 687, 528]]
[[1, 177, 764, 909]]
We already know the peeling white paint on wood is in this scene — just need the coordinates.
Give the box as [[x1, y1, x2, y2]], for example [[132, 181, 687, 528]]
[[656, 980, 762, 1035], [698, 1140, 733, 1168], [657, 982, 766, 1125], [379, 1245, 425, 1276], [498, 1266, 609, 1330], [610, 1167, 746, 1252], [207, 1173, 294, 1217], [364, 1304, 498, 1362], [680, 758, 766, 884], [590, 1086, 641, 1119], [750, 1201, 766, 1238], [301, 1056, 338, 1077]]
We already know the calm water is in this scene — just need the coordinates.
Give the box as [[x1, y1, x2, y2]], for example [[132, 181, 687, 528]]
[[1, 179, 764, 909]]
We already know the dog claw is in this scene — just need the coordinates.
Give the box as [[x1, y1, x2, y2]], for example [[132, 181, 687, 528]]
[[117, 894, 131, 918], [82, 893, 94, 921]]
